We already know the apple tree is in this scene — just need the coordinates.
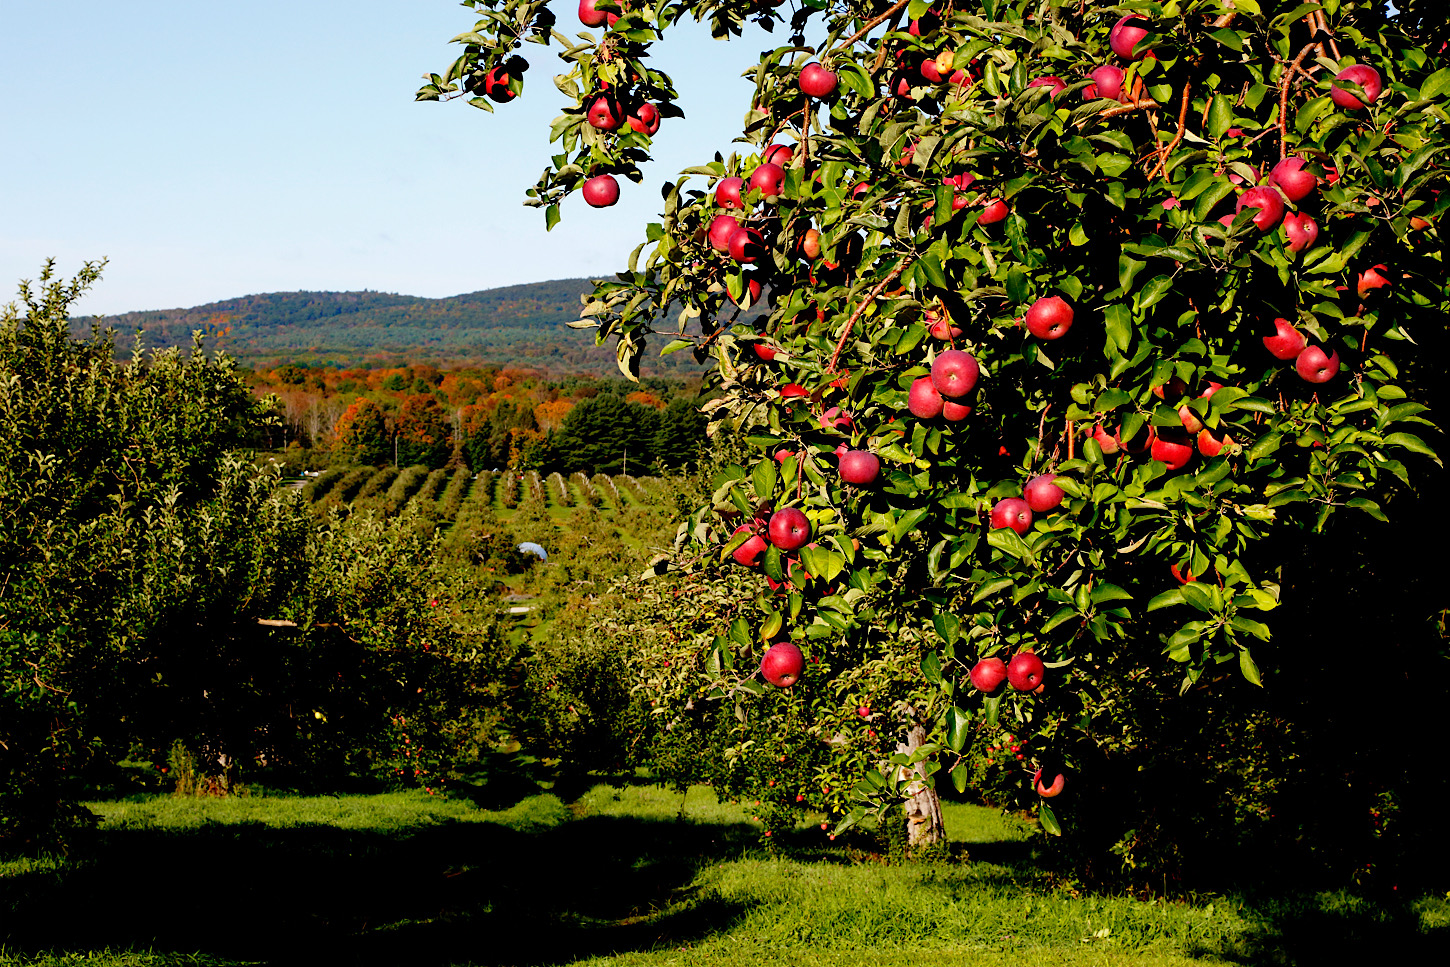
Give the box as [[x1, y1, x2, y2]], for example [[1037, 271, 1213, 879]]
[[426, 1, 1444, 856]]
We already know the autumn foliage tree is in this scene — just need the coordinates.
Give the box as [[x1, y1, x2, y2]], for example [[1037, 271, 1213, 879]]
[[428, 1, 1444, 866]]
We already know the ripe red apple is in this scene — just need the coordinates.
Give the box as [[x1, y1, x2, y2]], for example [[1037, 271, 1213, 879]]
[[1197, 428, 1231, 457], [1170, 563, 1194, 584], [1263, 318, 1307, 360], [749, 162, 785, 198], [1151, 430, 1194, 471], [908, 376, 945, 419], [969, 657, 1008, 693], [1110, 15, 1152, 60], [1034, 769, 1065, 798], [715, 177, 743, 209], [578, 0, 620, 27], [482, 68, 518, 103], [1024, 296, 1073, 340], [942, 398, 973, 421], [1178, 403, 1203, 435], [587, 94, 623, 130], [1357, 264, 1391, 298], [1027, 75, 1066, 99], [1091, 424, 1121, 455], [1236, 186, 1285, 231], [1282, 211, 1319, 253], [1124, 425, 1157, 455], [730, 525, 767, 567], [728, 226, 766, 263], [1269, 156, 1317, 202], [627, 102, 660, 134], [779, 383, 809, 400], [582, 174, 620, 208], [768, 507, 811, 551], [799, 62, 839, 98], [928, 311, 962, 340], [979, 198, 1009, 224], [760, 642, 804, 687], [728, 274, 763, 308], [1024, 474, 1065, 513], [819, 406, 854, 432], [1087, 64, 1124, 101], [799, 228, 821, 260], [762, 143, 794, 166], [753, 339, 777, 362], [839, 450, 880, 486], [990, 497, 1033, 536], [708, 213, 741, 252], [1331, 65, 1383, 110], [1151, 375, 1188, 400], [1295, 345, 1340, 383], [1007, 652, 1046, 691], [931, 349, 980, 399]]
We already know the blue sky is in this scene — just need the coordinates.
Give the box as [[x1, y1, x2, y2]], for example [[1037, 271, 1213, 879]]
[[0, 2, 769, 315]]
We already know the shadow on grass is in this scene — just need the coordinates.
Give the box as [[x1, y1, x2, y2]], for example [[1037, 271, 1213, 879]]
[[0, 808, 757, 966], [1196, 890, 1450, 966]]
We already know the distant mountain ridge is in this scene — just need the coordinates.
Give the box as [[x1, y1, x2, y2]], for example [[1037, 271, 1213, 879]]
[[76, 278, 714, 376]]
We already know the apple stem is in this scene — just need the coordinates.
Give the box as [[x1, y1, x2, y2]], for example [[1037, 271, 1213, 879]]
[[827, 257, 909, 373]]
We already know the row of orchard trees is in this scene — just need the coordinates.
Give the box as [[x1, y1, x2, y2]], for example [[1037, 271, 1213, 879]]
[[431, 0, 1446, 881], [0, 264, 526, 849]]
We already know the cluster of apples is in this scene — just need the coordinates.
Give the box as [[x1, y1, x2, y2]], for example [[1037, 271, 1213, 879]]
[[1027, 16, 1151, 105], [469, 56, 529, 104], [730, 505, 812, 569], [969, 650, 1046, 695], [708, 142, 795, 285], [988, 473, 1066, 537], [1263, 317, 1341, 384], [575, 1, 666, 208]]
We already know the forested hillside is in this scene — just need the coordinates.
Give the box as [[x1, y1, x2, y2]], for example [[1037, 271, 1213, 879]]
[[76, 279, 737, 376]]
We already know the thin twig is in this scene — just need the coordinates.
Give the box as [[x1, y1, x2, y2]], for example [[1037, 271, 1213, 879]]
[[1279, 42, 1319, 160], [827, 259, 909, 373], [1147, 81, 1192, 181], [836, 0, 911, 52]]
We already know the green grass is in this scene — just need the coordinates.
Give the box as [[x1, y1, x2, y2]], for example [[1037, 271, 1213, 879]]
[[3, 783, 1445, 966]]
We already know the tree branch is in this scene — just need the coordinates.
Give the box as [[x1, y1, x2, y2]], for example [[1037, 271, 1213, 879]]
[[828, 258, 909, 373], [1279, 42, 1319, 160], [836, 0, 911, 53], [1146, 81, 1192, 181]]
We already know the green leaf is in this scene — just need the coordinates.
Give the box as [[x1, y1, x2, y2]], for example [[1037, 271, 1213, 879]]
[[1147, 589, 1185, 611], [1039, 802, 1063, 836], [986, 527, 1033, 561], [946, 706, 970, 752], [545, 204, 561, 232], [950, 761, 970, 793], [1090, 583, 1133, 605], [1421, 67, 1450, 101], [933, 613, 961, 646], [1238, 648, 1263, 687], [1346, 497, 1389, 521], [752, 459, 778, 502], [1208, 28, 1244, 54], [1104, 304, 1132, 353], [1179, 584, 1214, 612], [921, 651, 942, 685], [1383, 432, 1442, 465], [972, 576, 1015, 603], [1041, 606, 1078, 633]]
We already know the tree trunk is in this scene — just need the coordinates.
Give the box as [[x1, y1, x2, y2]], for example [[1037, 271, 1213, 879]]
[[897, 713, 946, 850]]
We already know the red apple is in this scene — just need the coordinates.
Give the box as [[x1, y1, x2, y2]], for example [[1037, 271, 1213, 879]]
[[749, 162, 786, 198], [762, 143, 794, 166], [819, 406, 853, 432], [1024, 296, 1073, 340], [942, 398, 973, 421], [1007, 652, 1046, 690], [779, 383, 809, 400], [760, 642, 804, 687], [1151, 430, 1194, 471], [1357, 264, 1391, 299], [1087, 64, 1124, 101], [627, 101, 660, 134], [931, 349, 980, 399], [1263, 318, 1307, 360], [799, 228, 821, 260], [587, 94, 623, 130], [768, 507, 811, 550], [799, 62, 839, 98], [1152, 375, 1189, 401], [728, 274, 762, 308], [753, 340, 777, 362], [708, 213, 741, 252], [728, 226, 766, 263], [582, 174, 620, 208], [1295, 345, 1340, 383], [926, 309, 962, 340], [839, 450, 880, 485], [1110, 15, 1152, 60], [908, 376, 945, 419], [1331, 65, 1383, 110], [1024, 474, 1065, 513], [1197, 428, 1231, 457], [481, 68, 518, 103], [1033, 769, 1065, 798], [979, 198, 1009, 225], [1282, 211, 1319, 253], [1178, 404, 1204, 435], [1236, 186, 1285, 231], [1028, 75, 1067, 99], [730, 525, 767, 567], [1124, 425, 1157, 455], [715, 177, 744, 209], [990, 497, 1033, 535], [578, 0, 620, 27], [1269, 156, 1317, 202], [970, 658, 1008, 693], [1170, 564, 1194, 584], [1091, 423, 1121, 454]]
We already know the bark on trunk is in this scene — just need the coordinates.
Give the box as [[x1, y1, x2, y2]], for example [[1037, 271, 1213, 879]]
[[898, 715, 946, 850]]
